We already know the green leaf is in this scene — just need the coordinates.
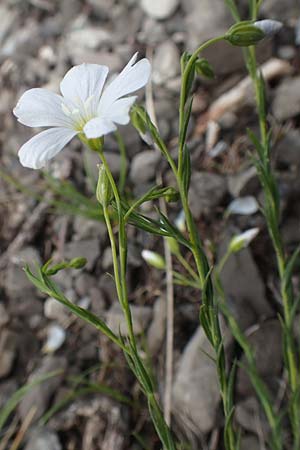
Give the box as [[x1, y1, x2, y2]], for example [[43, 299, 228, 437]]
[[0, 371, 62, 432], [181, 145, 191, 195]]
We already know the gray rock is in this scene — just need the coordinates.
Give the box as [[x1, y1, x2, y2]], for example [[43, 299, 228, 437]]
[[0, 329, 18, 378], [0, 303, 9, 328], [152, 41, 180, 85], [173, 327, 220, 434], [25, 427, 62, 450], [0, 380, 18, 409], [240, 434, 260, 450], [260, 0, 298, 20], [219, 231, 273, 328], [147, 297, 166, 354], [228, 166, 259, 198], [64, 239, 100, 271], [182, 0, 232, 50], [237, 320, 282, 396], [44, 298, 69, 323], [18, 356, 67, 422], [106, 303, 152, 336], [189, 172, 227, 219], [272, 77, 300, 121], [275, 129, 300, 169], [130, 150, 161, 184], [73, 216, 107, 242], [67, 27, 112, 51], [235, 397, 269, 437], [140, 0, 179, 20]]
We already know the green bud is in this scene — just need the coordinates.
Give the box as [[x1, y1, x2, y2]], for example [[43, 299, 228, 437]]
[[69, 257, 87, 269], [166, 237, 180, 256], [130, 107, 147, 135], [164, 187, 180, 203], [96, 164, 113, 207], [229, 228, 259, 253], [45, 261, 68, 276], [195, 58, 215, 79], [225, 21, 265, 47], [141, 250, 166, 270], [79, 134, 104, 152]]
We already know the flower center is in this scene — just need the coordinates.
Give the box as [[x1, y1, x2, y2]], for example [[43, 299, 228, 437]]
[[61, 95, 96, 131]]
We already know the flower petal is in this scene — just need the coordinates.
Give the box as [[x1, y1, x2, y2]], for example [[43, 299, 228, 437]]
[[19, 128, 77, 169], [98, 53, 151, 114], [13, 88, 71, 128], [83, 118, 117, 139], [106, 96, 137, 125], [60, 64, 109, 104]]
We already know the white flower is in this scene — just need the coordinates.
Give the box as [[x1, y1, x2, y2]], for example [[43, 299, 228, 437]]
[[14, 53, 151, 169], [229, 227, 260, 253]]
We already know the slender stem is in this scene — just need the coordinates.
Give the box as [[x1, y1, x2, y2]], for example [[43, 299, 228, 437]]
[[178, 35, 225, 172], [176, 252, 199, 282]]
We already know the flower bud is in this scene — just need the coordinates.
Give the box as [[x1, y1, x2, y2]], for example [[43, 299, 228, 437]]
[[229, 228, 259, 253], [175, 210, 186, 233], [96, 164, 113, 207], [69, 257, 87, 269], [130, 107, 147, 134], [141, 250, 166, 270], [195, 58, 215, 79], [225, 21, 265, 47], [166, 237, 180, 256]]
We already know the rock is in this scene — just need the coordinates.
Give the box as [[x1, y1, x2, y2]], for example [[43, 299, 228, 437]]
[[64, 239, 100, 271], [218, 231, 273, 328], [0, 303, 9, 328], [189, 172, 227, 219], [272, 77, 300, 121], [102, 247, 113, 270], [240, 434, 260, 450], [182, 0, 232, 50], [73, 216, 107, 242], [235, 397, 269, 437], [237, 320, 282, 396], [140, 0, 179, 20], [275, 129, 300, 170], [24, 427, 62, 450], [106, 304, 152, 336], [44, 298, 69, 323], [43, 324, 66, 354], [18, 356, 67, 423], [147, 297, 166, 354], [228, 166, 259, 198], [227, 196, 259, 216], [152, 41, 180, 85], [130, 150, 161, 184], [0, 329, 18, 378], [260, 0, 298, 21], [0, 380, 18, 409], [173, 327, 220, 434], [66, 27, 112, 51]]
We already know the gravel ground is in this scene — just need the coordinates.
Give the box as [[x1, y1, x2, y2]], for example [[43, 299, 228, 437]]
[[0, 1, 300, 449]]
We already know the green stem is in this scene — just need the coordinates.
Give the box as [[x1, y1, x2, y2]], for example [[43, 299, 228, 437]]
[[178, 35, 225, 173], [176, 252, 199, 282]]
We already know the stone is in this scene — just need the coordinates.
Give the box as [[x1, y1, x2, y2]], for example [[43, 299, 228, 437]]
[[240, 434, 260, 450], [275, 129, 300, 170], [18, 356, 67, 423], [106, 304, 152, 336], [0, 303, 9, 328], [235, 397, 269, 437], [140, 0, 179, 20], [0, 380, 18, 409], [189, 172, 227, 219], [24, 427, 62, 450], [64, 239, 100, 271], [260, 0, 298, 21], [44, 298, 69, 323], [218, 231, 273, 329], [228, 166, 259, 198], [147, 297, 166, 354], [152, 41, 180, 85], [0, 329, 18, 378], [237, 320, 282, 396], [130, 150, 161, 184], [173, 327, 220, 434], [272, 77, 300, 121]]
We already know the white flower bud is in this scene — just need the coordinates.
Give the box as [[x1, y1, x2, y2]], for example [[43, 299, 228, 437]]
[[254, 20, 283, 37], [142, 250, 165, 270], [229, 228, 260, 253]]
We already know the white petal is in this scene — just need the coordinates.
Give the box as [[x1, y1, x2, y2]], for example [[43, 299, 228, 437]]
[[13, 88, 71, 128], [98, 53, 151, 114], [60, 63, 109, 104], [83, 117, 117, 139], [227, 196, 259, 215], [19, 127, 77, 169], [106, 96, 137, 125]]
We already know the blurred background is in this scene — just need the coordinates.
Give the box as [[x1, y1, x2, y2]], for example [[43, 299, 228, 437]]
[[0, 0, 300, 449]]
